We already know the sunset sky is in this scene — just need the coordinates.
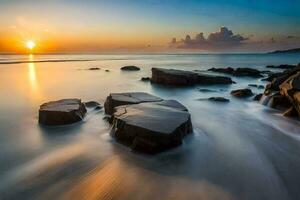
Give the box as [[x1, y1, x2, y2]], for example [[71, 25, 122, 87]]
[[0, 0, 300, 54]]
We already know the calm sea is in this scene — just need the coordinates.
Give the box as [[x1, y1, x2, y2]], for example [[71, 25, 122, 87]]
[[0, 53, 300, 200]]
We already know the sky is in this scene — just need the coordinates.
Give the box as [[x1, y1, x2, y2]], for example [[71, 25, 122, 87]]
[[0, 0, 299, 53]]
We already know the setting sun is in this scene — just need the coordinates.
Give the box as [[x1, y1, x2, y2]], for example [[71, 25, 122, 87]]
[[26, 40, 36, 50]]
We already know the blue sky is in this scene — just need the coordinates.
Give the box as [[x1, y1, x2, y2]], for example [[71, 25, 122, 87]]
[[0, 0, 299, 53]]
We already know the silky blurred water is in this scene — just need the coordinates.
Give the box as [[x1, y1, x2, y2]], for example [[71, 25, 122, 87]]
[[0, 53, 300, 200]]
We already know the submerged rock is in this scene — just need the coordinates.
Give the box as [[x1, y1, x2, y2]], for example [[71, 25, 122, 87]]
[[208, 97, 230, 102], [141, 77, 150, 81], [39, 99, 87, 125], [88, 67, 100, 70], [104, 92, 163, 115], [198, 88, 217, 92], [110, 100, 193, 153], [121, 66, 140, 71], [151, 68, 233, 86], [231, 89, 254, 98]]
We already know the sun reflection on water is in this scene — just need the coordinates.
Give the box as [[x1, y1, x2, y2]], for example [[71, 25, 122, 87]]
[[27, 54, 41, 100]]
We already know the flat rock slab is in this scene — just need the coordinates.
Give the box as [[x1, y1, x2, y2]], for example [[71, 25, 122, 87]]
[[151, 68, 233, 86], [39, 99, 86, 125], [104, 92, 163, 115], [110, 100, 193, 153]]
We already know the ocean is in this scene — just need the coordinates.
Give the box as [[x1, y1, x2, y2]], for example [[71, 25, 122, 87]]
[[0, 53, 300, 200]]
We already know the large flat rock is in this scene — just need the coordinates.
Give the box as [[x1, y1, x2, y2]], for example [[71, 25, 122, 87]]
[[110, 100, 193, 153], [104, 92, 163, 115], [39, 99, 87, 125], [151, 68, 233, 86]]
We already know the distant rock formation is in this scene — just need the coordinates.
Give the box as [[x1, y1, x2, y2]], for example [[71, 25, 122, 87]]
[[269, 48, 300, 54], [151, 68, 233, 86], [208, 67, 263, 77]]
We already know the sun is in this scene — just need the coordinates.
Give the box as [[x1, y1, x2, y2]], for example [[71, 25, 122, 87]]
[[26, 40, 36, 50]]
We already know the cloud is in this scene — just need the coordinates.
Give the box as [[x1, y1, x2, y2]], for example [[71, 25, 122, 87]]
[[171, 27, 248, 50]]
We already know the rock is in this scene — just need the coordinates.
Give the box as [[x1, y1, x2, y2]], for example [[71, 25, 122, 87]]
[[84, 101, 101, 107], [84, 101, 102, 110], [104, 92, 163, 115], [231, 89, 254, 98], [151, 68, 233, 86], [208, 97, 230, 102], [234, 68, 262, 77], [105, 69, 110, 72], [279, 72, 300, 115], [208, 67, 234, 74], [265, 65, 300, 91], [262, 72, 284, 82], [266, 64, 296, 69], [260, 64, 300, 118], [103, 116, 112, 123], [198, 88, 217, 92], [39, 99, 87, 125], [121, 66, 140, 71], [253, 93, 263, 101], [283, 107, 298, 117], [141, 77, 150, 81], [110, 100, 193, 153], [88, 67, 100, 70], [208, 67, 262, 77]]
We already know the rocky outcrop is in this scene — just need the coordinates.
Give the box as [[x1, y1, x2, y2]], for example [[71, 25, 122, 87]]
[[208, 67, 262, 77], [104, 92, 163, 115], [231, 89, 254, 98], [110, 100, 193, 153], [151, 68, 233, 86], [265, 65, 300, 92], [39, 99, 87, 125], [121, 66, 140, 71], [262, 63, 300, 118]]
